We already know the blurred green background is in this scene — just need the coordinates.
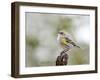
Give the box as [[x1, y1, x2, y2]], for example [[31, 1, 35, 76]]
[[25, 13, 90, 67]]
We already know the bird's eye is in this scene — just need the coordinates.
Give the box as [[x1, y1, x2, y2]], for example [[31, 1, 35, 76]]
[[60, 32, 63, 34]]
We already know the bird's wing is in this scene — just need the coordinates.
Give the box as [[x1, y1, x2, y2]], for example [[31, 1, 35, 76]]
[[61, 38, 68, 45], [65, 37, 77, 46]]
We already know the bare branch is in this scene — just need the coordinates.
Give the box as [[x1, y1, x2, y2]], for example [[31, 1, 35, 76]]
[[56, 49, 69, 66]]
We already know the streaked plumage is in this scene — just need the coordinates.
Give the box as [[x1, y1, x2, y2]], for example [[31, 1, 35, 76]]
[[57, 31, 80, 51]]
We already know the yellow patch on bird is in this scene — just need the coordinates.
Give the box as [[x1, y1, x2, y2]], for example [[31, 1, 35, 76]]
[[60, 37, 68, 45]]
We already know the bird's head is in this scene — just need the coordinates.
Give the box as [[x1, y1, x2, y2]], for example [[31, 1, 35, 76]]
[[58, 31, 66, 37]]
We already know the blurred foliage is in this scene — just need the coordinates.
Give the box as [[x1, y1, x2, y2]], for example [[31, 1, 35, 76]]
[[25, 13, 89, 67], [56, 17, 72, 32], [26, 36, 39, 49], [68, 45, 89, 65], [51, 17, 73, 36], [71, 52, 87, 65]]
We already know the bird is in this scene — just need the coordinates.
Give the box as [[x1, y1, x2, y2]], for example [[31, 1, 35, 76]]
[[57, 31, 80, 52]]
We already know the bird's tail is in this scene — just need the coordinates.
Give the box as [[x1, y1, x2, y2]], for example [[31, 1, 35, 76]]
[[75, 45, 80, 48]]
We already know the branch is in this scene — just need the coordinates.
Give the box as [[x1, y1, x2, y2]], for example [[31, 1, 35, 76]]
[[56, 49, 69, 66]]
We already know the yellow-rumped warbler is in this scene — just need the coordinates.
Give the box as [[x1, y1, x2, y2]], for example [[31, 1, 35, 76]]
[[57, 31, 80, 51]]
